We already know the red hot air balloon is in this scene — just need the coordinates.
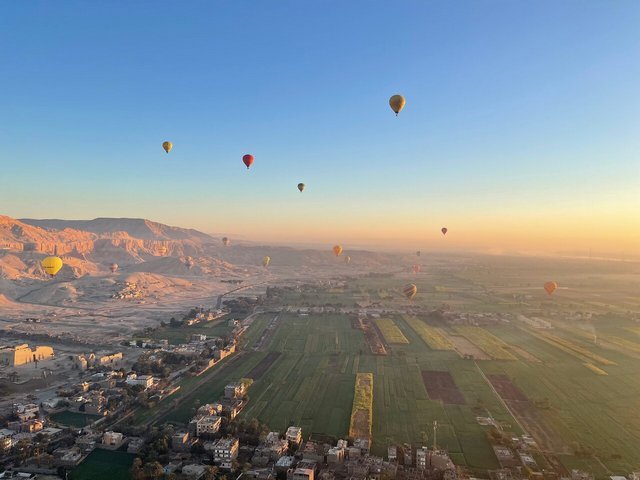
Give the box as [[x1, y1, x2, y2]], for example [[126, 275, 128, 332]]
[[544, 281, 558, 295], [441, 227, 448, 235], [242, 154, 254, 169]]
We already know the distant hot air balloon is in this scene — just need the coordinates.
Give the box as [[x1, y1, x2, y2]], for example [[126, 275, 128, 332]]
[[544, 281, 558, 295], [441, 227, 448, 235], [162, 141, 172, 154], [416, 251, 421, 257], [41, 256, 63, 277], [402, 283, 417, 300], [185, 257, 193, 269], [332, 245, 343, 257], [389, 95, 406, 116], [413, 265, 421, 274], [109, 263, 118, 274], [345, 256, 351, 264], [297, 183, 305, 192], [262, 256, 271, 268], [222, 237, 230, 246], [160, 245, 168, 256], [243, 154, 254, 169]]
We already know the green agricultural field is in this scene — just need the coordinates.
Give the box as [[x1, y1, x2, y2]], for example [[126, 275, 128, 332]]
[[71, 449, 135, 480]]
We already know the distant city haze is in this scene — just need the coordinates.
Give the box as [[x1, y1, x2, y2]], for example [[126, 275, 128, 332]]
[[1, 1, 638, 257]]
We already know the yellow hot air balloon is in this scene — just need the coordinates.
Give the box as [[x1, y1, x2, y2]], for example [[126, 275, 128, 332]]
[[297, 183, 305, 192], [544, 281, 558, 295], [41, 256, 63, 277], [345, 255, 351, 264], [389, 94, 406, 116], [162, 141, 172, 154], [332, 245, 343, 257], [262, 256, 271, 268], [402, 283, 417, 300]]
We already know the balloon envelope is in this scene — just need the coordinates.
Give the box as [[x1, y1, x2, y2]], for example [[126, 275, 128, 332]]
[[243, 154, 254, 169], [162, 141, 172, 153], [416, 251, 421, 257], [413, 265, 421, 274], [297, 183, 305, 192], [544, 281, 558, 295], [389, 94, 406, 115], [332, 245, 343, 257], [345, 256, 351, 264], [109, 263, 118, 273], [262, 256, 271, 267], [222, 237, 230, 246], [402, 283, 417, 300], [42, 256, 63, 277], [441, 227, 448, 235]]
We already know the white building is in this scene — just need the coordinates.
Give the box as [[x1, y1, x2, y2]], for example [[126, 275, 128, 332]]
[[125, 373, 155, 388], [102, 431, 123, 446], [286, 426, 302, 445]]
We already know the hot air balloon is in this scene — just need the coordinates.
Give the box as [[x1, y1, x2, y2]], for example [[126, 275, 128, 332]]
[[185, 257, 194, 269], [243, 154, 254, 169], [402, 283, 417, 300], [441, 227, 448, 235], [389, 94, 406, 116], [345, 256, 351, 264], [162, 141, 172, 154], [416, 251, 421, 257], [41, 256, 63, 277], [413, 265, 421, 274], [159, 245, 168, 256], [544, 281, 558, 295], [332, 245, 343, 257], [109, 263, 118, 274], [297, 183, 305, 192], [222, 237, 230, 246], [262, 256, 271, 268]]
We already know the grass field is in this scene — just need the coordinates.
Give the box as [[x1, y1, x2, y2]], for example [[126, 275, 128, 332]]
[[375, 319, 409, 344], [71, 449, 135, 480], [50, 411, 102, 427]]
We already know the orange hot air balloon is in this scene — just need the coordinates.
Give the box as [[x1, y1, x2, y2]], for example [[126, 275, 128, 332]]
[[162, 141, 172, 154], [332, 245, 343, 257], [242, 154, 254, 169], [109, 263, 118, 273], [402, 283, 417, 300], [389, 94, 406, 116], [413, 265, 421, 274], [441, 227, 448, 235], [544, 281, 558, 295]]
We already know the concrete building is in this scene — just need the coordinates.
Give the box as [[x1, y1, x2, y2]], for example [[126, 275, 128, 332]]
[[286, 426, 302, 445], [125, 373, 154, 388], [291, 468, 314, 480], [102, 431, 123, 446], [388, 445, 397, 462], [195, 415, 221, 437], [416, 447, 428, 470], [182, 464, 208, 479], [0, 344, 54, 366], [224, 382, 246, 399], [212, 437, 239, 463], [172, 431, 191, 452]]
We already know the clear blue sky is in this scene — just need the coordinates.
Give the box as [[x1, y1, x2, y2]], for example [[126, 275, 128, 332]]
[[1, 1, 638, 253]]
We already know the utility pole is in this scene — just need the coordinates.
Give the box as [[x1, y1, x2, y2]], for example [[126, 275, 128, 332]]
[[432, 420, 438, 451]]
